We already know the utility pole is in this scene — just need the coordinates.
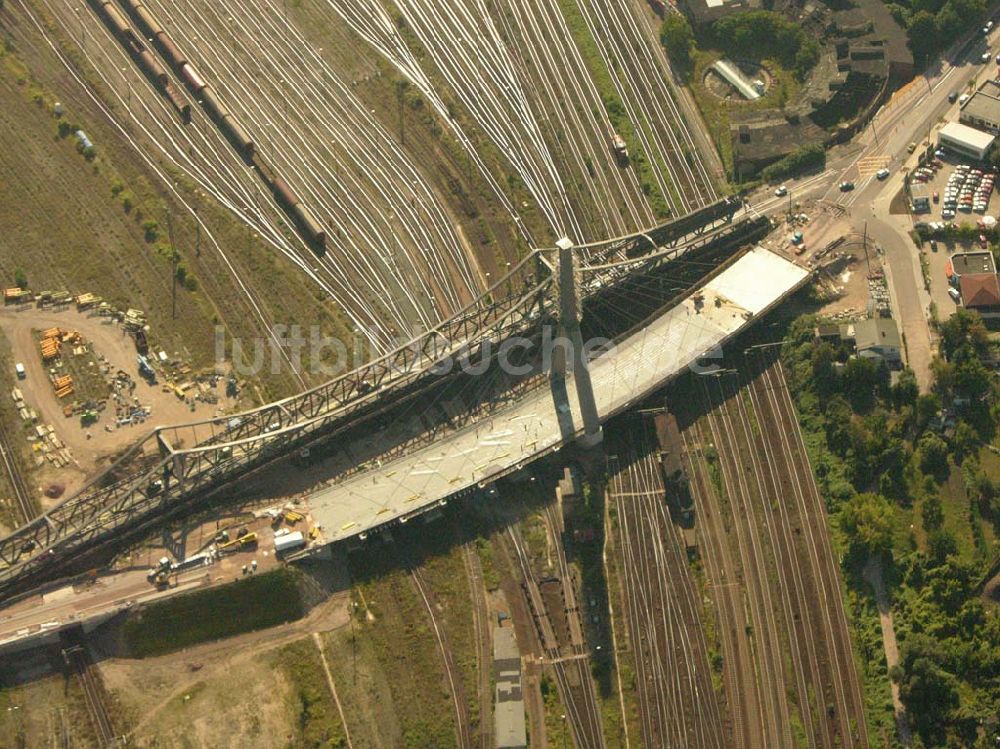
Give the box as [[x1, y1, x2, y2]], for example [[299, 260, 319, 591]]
[[863, 220, 872, 279]]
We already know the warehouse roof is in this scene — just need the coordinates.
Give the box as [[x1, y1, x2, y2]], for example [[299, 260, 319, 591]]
[[853, 317, 901, 352], [962, 80, 1000, 125], [939, 121, 996, 151], [952, 251, 996, 276]]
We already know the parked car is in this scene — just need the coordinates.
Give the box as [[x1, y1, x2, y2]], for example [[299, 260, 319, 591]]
[[949, 91, 959, 103], [774, 185, 788, 197], [14, 363, 25, 380], [933, 191, 940, 202]]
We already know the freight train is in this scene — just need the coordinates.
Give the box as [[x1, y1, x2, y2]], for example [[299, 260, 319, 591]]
[[90, 0, 327, 253], [89, 0, 189, 121]]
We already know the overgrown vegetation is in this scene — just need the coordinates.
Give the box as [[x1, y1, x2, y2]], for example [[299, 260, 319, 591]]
[[887, 0, 987, 67], [123, 568, 304, 657], [782, 311, 1000, 748], [276, 638, 348, 748], [710, 11, 820, 81], [760, 143, 826, 183]]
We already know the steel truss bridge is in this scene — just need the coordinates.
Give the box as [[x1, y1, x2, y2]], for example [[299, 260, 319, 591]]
[[0, 198, 753, 601]]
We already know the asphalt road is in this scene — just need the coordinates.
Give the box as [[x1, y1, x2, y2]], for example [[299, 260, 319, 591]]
[[748, 28, 1000, 389]]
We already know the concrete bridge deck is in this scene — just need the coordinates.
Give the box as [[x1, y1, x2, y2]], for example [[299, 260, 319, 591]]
[[308, 247, 809, 542]]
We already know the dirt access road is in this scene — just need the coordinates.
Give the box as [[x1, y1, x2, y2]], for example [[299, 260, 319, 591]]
[[0, 306, 223, 504]]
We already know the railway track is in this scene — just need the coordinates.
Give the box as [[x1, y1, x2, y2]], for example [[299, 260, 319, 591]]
[[461, 542, 494, 749], [506, 525, 606, 749], [63, 644, 115, 748], [606, 417, 724, 749], [0, 415, 33, 525], [409, 565, 473, 749], [747, 348, 869, 748], [679, 351, 869, 749]]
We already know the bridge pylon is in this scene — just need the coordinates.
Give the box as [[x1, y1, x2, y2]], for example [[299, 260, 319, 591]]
[[555, 237, 602, 447]]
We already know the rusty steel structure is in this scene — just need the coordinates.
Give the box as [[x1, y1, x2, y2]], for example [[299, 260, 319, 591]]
[[0, 200, 748, 601]]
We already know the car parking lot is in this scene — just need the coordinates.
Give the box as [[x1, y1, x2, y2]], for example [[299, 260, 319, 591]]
[[914, 155, 999, 221]]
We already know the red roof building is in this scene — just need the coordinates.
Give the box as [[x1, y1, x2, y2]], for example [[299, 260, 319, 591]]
[[959, 273, 1000, 317]]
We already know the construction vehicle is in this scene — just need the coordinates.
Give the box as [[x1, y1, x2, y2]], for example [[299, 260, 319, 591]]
[[284, 510, 304, 524], [217, 532, 257, 553]]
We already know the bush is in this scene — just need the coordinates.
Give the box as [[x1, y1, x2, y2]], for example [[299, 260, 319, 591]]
[[13, 268, 27, 289], [760, 143, 825, 182], [141, 219, 159, 242], [123, 567, 304, 657]]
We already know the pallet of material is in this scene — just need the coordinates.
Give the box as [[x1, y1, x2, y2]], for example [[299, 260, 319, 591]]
[[11, 388, 23, 402], [55, 385, 74, 399], [41, 327, 61, 339], [4, 288, 31, 304], [60, 448, 73, 464], [75, 293, 102, 310], [52, 375, 72, 389]]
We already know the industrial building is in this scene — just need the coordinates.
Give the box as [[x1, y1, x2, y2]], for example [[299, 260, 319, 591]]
[[951, 250, 996, 278], [910, 183, 931, 213], [938, 121, 996, 161], [494, 627, 527, 749], [840, 318, 902, 368], [959, 80, 1000, 135]]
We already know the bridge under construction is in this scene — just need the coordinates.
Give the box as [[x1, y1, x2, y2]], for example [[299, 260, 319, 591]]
[[0, 200, 810, 605]]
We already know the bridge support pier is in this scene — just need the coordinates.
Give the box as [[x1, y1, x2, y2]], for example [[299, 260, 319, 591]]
[[555, 238, 602, 447]]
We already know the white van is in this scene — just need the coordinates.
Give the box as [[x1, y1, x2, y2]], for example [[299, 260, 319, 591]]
[[14, 363, 25, 380], [948, 287, 961, 303]]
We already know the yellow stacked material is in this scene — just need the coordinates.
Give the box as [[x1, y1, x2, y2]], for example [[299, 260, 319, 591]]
[[41, 327, 61, 339], [54, 385, 74, 399], [52, 375, 73, 390], [40, 341, 61, 361], [75, 293, 100, 310]]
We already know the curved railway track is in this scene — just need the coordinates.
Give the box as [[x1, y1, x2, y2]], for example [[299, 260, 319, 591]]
[[410, 565, 473, 749]]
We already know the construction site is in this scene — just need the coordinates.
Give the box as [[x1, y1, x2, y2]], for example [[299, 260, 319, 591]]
[[8, 0, 1000, 745]]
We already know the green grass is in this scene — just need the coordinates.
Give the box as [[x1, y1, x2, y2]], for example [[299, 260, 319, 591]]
[[420, 544, 483, 740], [275, 638, 349, 749], [123, 567, 304, 657], [554, 0, 672, 218], [351, 556, 457, 748], [541, 673, 573, 747]]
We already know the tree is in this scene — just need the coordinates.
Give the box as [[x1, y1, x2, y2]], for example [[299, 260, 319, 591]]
[[660, 14, 694, 67], [949, 420, 978, 463], [906, 11, 939, 65], [840, 492, 895, 557], [918, 433, 949, 481], [891, 368, 919, 410], [938, 308, 989, 360], [13, 268, 27, 289], [898, 635, 960, 744], [841, 356, 885, 412]]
